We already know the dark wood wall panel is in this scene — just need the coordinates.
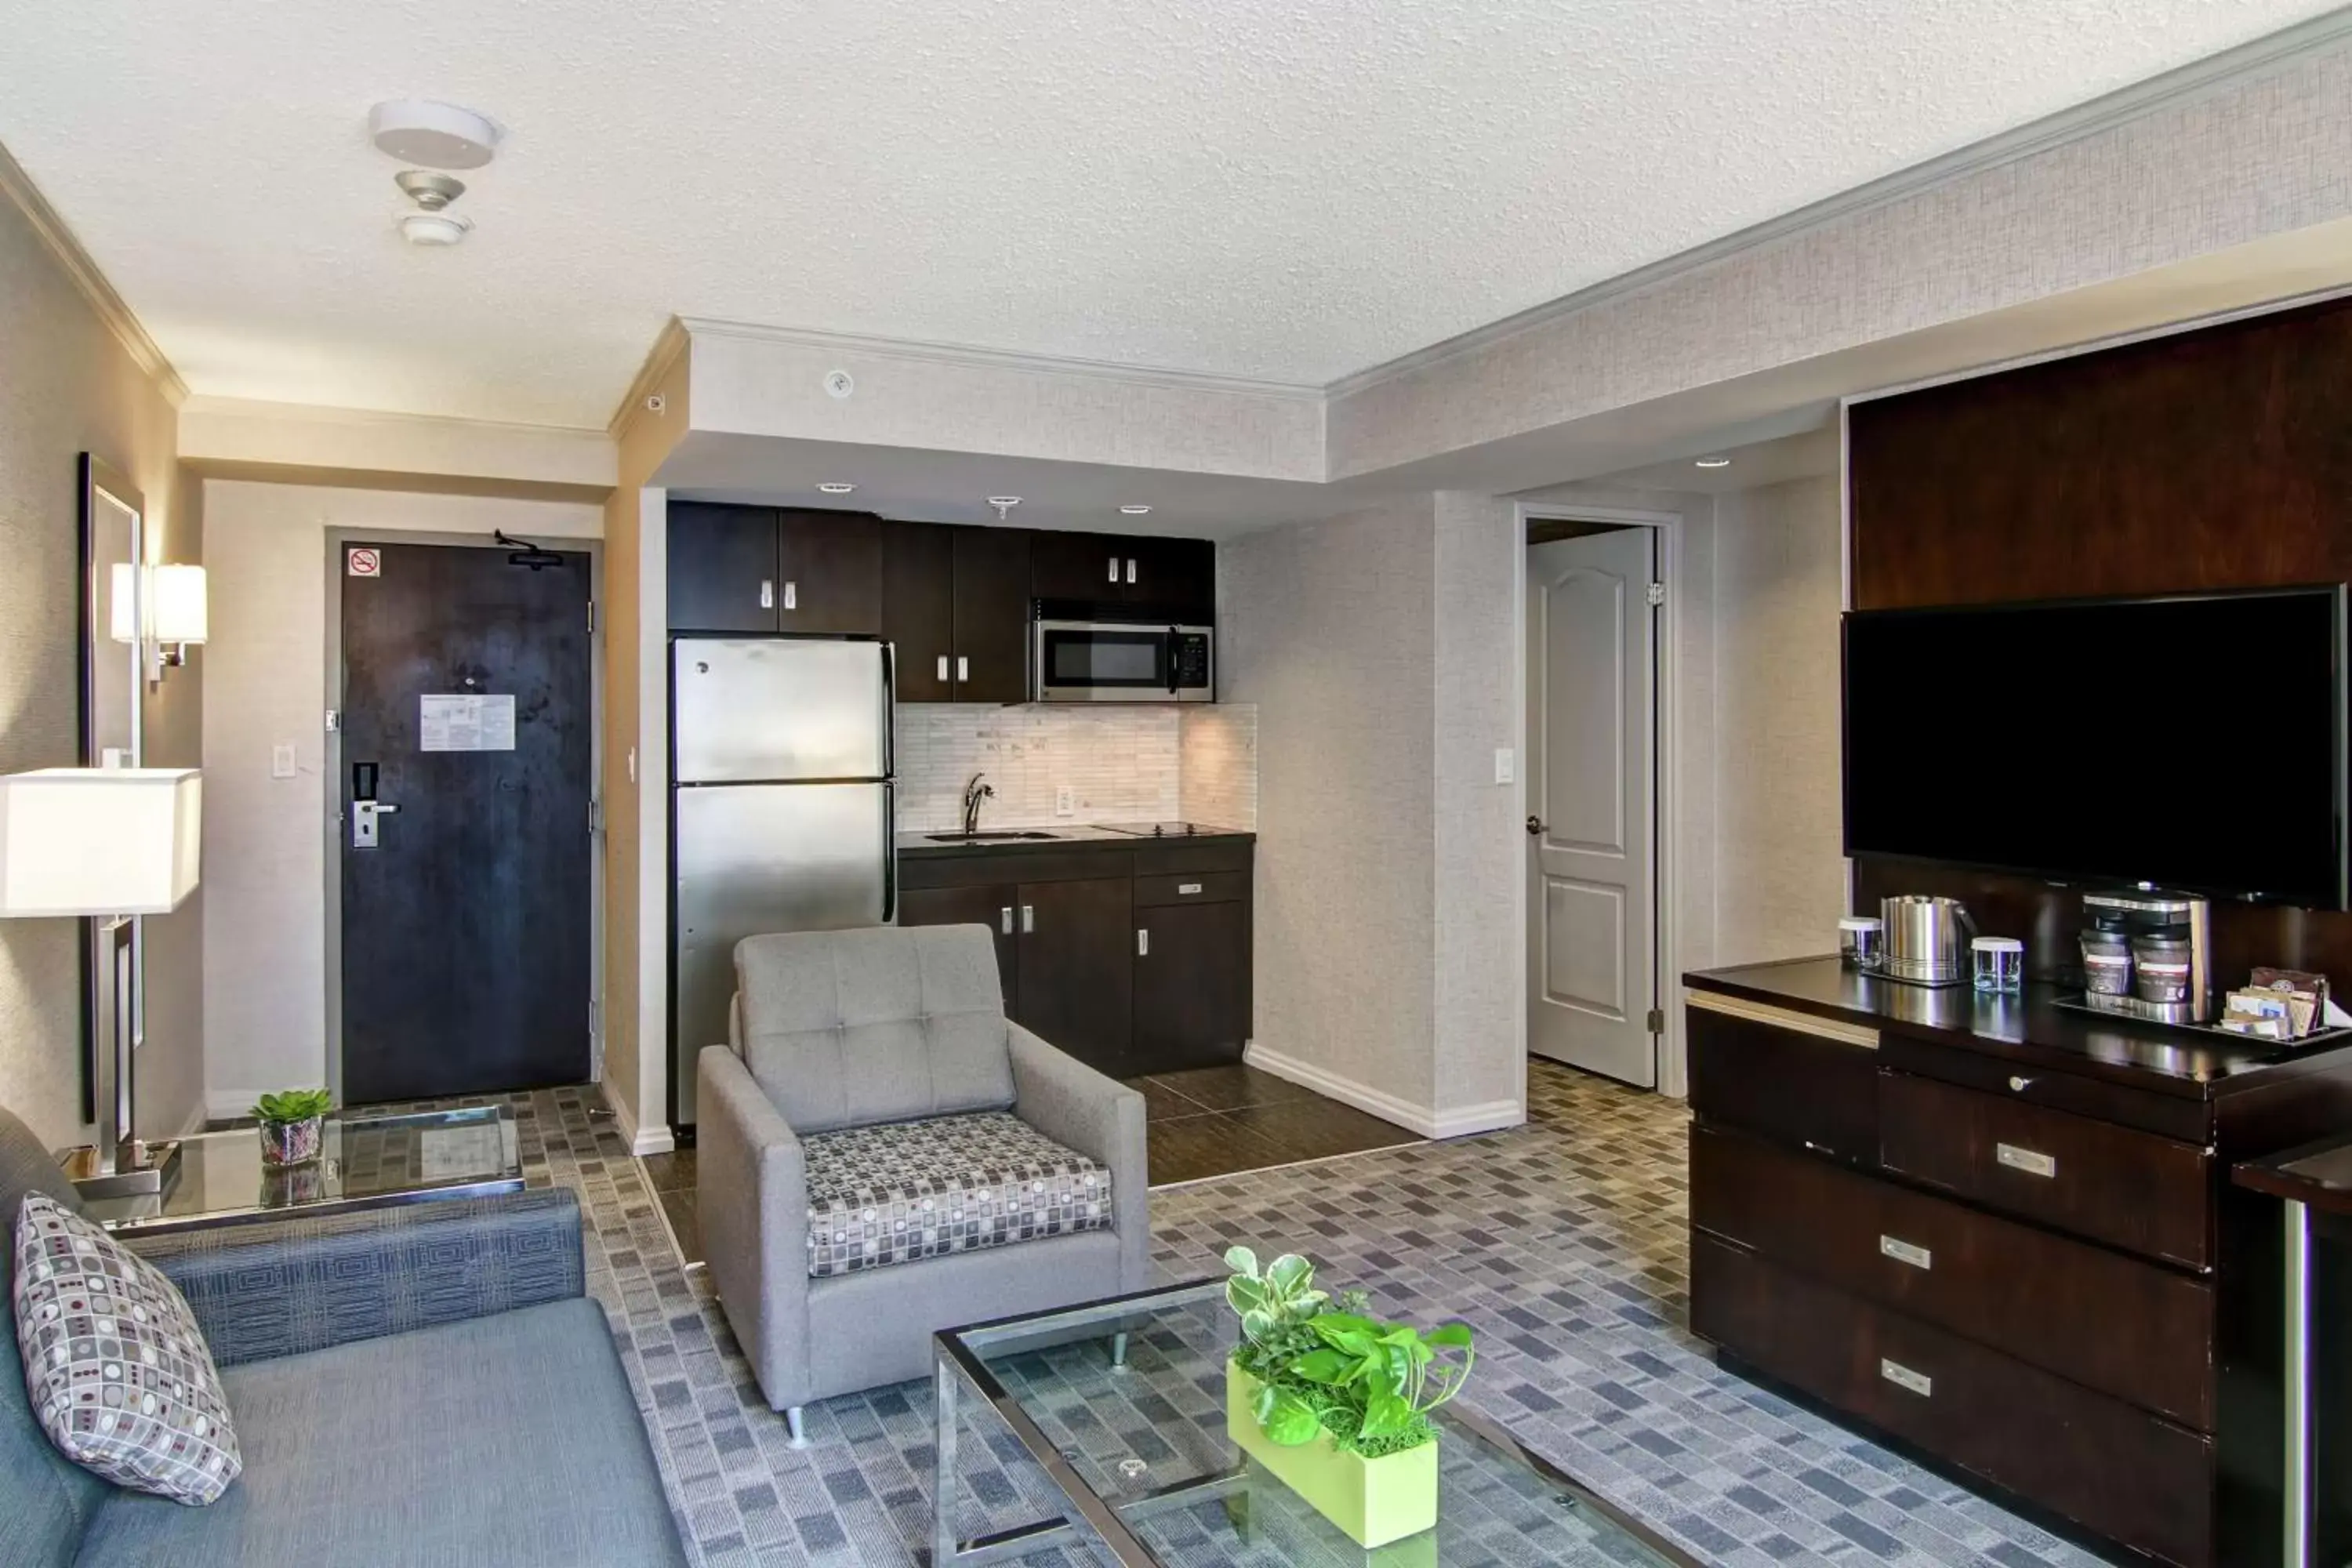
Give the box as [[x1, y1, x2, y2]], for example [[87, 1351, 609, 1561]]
[[1850, 294, 2352, 612], [1848, 293, 2352, 982]]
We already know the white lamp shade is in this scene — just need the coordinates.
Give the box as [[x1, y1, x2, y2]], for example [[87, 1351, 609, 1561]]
[[151, 565, 207, 644], [108, 561, 140, 644], [0, 768, 202, 916]]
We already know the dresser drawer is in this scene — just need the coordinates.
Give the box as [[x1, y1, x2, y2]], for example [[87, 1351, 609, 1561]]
[[1687, 991, 1879, 1164], [1693, 1236, 2215, 1568], [1881, 1070, 2212, 1270], [1691, 1125, 2214, 1429], [1133, 871, 1247, 908]]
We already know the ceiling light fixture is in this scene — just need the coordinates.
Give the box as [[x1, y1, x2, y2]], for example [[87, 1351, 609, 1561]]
[[1119, 505, 1152, 516], [393, 169, 473, 246], [986, 496, 1022, 522], [1693, 456, 1732, 470], [817, 482, 856, 495], [369, 100, 503, 169]]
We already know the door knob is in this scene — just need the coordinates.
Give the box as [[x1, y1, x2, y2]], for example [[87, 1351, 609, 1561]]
[[1526, 815, 1547, 837]]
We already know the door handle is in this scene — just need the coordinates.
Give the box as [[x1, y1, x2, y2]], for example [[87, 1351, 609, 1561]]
[[1526, 815, 1546, 837], [937, 655, 949, 682], [1000, 906, 1014, 935], [1137, 928, 1149, 956], [1021, 905, 1035, 934], [760, 579, 775, 610], [956, 655, 969, 683], [782, 581, 797, 612], [375, 802, 401, 815]]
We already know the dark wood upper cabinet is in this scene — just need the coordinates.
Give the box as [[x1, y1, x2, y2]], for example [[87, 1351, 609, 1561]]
[[1124, 536, 1214, 615], [952, 527, 1032, 703], [1013, 876, 1134, 1075], [667, 502, 780, 632], [882, 521, 955, 699], [775, 509, 883, 634], [1029, 530, 1130, 602]]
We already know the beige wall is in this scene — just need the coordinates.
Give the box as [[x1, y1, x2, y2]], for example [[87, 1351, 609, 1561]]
[[1710, 475, 1846, 965], [0, 184, 200, 1147], [1219, 492, 1522, 1136], [198, 481, 601, 1116]]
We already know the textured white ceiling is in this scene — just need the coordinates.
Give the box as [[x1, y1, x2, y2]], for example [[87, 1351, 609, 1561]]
[[1, 1, 2336, 427]]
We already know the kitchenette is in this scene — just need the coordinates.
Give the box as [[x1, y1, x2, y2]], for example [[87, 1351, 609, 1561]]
[[661, 500, 1329, 1171]]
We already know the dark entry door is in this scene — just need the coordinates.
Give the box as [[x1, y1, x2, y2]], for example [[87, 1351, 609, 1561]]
[[339, 539, 592, 1103]]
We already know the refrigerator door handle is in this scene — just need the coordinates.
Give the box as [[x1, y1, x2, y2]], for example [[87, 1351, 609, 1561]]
[[879, 641, 897, 780], [880, 780, 898, 924]]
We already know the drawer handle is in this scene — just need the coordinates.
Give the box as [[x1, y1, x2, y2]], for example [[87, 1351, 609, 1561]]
[[1178, 882, 1203, 895], [1879, 1235, 1933, 1271], [1000, 906, 1013, 935], [1879, 1358, 1933, 1398], [1995, 1142, 2056, 1179], [2008, 1076, 2034, 1092]]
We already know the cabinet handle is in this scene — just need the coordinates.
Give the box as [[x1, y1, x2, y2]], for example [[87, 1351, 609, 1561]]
[[1107, 556, 1120, 583], [1021, 905, 1035, 934], [937, 655, 950, 681], [1995, 1142, 2056, 1178], [1000, 906, 1013, 935], [1137, 928, 1149, 956], [1178, 882, 1203, 895], [1878, 1358, 1933, 1398], [760, 579, 775, 610], [2008, 1076, 2034, 1092], [1878, 1235, 1932, 1270], [956, 655, 969, 683], [1125, 558, 1138, 584], [783, 581, 797, 612]]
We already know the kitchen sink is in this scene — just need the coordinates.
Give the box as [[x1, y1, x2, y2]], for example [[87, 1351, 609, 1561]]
[[924, 830, 1063, 842]]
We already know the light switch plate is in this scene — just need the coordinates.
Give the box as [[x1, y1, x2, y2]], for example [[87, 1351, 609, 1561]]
[[271, 742, 297, 779], [1054, 785, 1076, 817], [1494, 747, 1515, 786]]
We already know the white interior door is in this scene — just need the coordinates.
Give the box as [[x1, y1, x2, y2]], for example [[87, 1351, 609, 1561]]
[[1526, 528, 1658, 1087]]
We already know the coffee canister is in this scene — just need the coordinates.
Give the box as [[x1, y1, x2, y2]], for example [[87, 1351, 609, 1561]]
[[2080, 929, 2133, 996], [1973, 935, 2024, 994], [1838, 916, 1885, 972]]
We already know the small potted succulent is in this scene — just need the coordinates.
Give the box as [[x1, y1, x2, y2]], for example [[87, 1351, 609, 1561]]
[[252, 1088, 333, 1168], [1221, 1247, 1474, 1548]]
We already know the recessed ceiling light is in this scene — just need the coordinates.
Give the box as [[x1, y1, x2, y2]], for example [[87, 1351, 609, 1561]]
[[985, 496, 1022, 508], [397, 211, 473, 247], [1693, 456, 1732, 469], [1119, 504, 1152, 516], [817, 482, 856, 495]]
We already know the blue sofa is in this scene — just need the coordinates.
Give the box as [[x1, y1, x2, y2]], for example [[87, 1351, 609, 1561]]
[[0, 1104, 687, 1568]]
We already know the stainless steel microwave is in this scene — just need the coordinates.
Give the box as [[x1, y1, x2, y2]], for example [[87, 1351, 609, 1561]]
[[1031, 615, 1214, 702]]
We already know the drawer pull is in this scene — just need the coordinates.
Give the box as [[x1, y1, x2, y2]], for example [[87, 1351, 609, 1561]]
[[1879, 1358, 1933, 1398], [2008, 1076, 2034, 1092], [1178, 882, 1203, 895], [1995, 1142, 2056, 1179], [1878, 1235, 1933, 1270]]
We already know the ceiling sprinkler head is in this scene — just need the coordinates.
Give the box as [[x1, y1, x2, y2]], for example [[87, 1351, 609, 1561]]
[[394, 169, 466, 211]]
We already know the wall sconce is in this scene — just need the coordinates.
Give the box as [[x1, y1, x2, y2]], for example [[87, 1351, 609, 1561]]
[[110, 563, 208, 684]]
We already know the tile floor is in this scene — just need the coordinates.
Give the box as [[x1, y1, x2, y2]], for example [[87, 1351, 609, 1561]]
[[550, 1061, 2103, 1567]]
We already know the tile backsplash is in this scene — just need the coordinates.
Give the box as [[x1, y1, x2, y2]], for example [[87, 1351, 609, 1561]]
[[1179, 705, 1258, 831], [895, 704, 1258, 832]]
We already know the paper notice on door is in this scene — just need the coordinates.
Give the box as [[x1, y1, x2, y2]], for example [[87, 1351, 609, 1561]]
[[419, 694, 517, 752]]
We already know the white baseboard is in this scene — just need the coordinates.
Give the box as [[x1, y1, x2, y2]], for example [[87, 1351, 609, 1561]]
[[1241, 1044, 1523, 1141], [606, 1085, 674, 1157]]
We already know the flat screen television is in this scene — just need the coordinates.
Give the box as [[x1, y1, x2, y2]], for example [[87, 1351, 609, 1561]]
[[1842, 586, 2349, 909]]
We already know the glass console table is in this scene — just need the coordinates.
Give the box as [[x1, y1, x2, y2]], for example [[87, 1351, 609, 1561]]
[[85, 1105, 523, 1235], [933, 1279, 1694, 1567]]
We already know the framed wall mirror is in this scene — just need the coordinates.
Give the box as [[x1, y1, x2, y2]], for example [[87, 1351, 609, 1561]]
[[78, 453, 145, 1122]]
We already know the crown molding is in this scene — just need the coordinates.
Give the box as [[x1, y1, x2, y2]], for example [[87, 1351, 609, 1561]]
[[0, 137, 187, 406], [677, 315, 1326, 404], [607, 316, 691, 440], [181, 394, 606, 440], [1325, 6, 2352, 401]]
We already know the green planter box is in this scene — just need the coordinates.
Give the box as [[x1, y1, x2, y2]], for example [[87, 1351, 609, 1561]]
[[1225, 1361, 1439, 1548]]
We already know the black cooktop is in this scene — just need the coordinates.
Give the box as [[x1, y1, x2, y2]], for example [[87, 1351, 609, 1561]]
[[1098, 822, 1238, 838]]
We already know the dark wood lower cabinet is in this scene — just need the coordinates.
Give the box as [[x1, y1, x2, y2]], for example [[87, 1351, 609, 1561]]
[[894, 884, 1016, 1012], [1014, 877, 1134, 1073], [1132, 898, 1250, 1076]]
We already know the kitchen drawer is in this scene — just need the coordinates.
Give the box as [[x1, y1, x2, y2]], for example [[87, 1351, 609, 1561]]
[[1693, 1235, 2215, 1568], [1882, 1032, 2211, 1144], [900, 848, 1135, 891], [1687, 990, 1879, 1165], [1691, 1124, 2214, 1429], [1881, 1069, 2212, 1270], [1134, 841, 1252, 877], [1133, 870, 1247, 908]]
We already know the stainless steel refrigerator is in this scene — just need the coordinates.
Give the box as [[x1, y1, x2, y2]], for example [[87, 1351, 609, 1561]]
[[671, 636, 895, 1128]]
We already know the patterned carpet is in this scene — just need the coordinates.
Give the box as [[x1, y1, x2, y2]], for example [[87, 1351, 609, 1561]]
[[490, 1066, 2107, 1568]]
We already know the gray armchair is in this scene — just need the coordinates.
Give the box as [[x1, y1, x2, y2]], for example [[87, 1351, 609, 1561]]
[[699, 923, 1149, 1433]]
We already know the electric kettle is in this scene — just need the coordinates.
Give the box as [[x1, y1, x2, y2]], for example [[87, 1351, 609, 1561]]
[[1879, 895, 1977, 987]]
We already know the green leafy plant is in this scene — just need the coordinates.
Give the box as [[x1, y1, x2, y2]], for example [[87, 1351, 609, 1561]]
[[252, 1088, 333, 1126], [1224, 1246, 1474, 1457]]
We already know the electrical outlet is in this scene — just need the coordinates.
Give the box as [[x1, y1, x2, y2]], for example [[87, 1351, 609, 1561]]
[[271, 742, 297, 779], [1054, 785, 1076, 817]]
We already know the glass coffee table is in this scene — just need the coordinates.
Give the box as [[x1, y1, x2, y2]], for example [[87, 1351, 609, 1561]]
[[85, 1105, 523, 1235], [933, 1279, 1693, 1567]]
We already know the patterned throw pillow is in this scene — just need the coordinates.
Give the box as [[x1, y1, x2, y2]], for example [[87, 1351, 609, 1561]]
[[12, 1192, 241, 1504]]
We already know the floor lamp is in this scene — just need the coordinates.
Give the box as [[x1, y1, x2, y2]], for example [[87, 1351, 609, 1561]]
[[0, 766, 201, 1197]]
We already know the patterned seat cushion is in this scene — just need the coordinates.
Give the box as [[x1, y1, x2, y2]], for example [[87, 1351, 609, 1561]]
[[804, 1112, 1112, 1278]]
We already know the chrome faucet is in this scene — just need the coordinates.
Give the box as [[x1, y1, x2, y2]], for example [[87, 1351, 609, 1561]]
[[960, 772, 995, 836]]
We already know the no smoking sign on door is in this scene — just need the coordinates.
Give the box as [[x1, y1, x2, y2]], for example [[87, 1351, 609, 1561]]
[[347, 546, 381, 578]]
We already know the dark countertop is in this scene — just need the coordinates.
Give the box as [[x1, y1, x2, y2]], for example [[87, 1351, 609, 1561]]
[[1686, 953, 2352, 1100], [898, 824, 1254, 859], [2234, 1132, 2352, 1217]]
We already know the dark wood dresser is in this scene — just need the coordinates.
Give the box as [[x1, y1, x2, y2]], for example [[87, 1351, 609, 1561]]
[[1685, 956, 2352, 1568]]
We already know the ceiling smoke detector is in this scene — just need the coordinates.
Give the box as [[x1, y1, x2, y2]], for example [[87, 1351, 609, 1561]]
[[393, 170, 473, 245], [817, 482, 856, 495], [369, 100, 503, 169]]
